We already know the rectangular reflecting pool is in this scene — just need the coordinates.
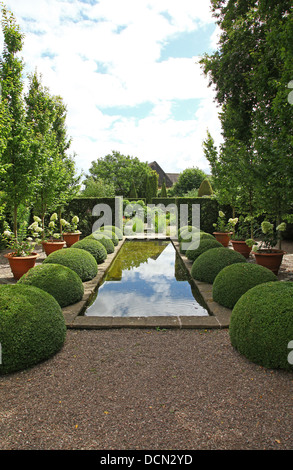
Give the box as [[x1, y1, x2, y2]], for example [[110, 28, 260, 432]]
[[84, 240, 209, 318]]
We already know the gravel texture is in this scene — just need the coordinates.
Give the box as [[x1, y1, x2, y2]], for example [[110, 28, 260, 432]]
[[0, 243, 292, 450]]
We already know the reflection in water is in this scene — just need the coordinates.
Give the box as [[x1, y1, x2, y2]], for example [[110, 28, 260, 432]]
[[85, 240, 209, 317]]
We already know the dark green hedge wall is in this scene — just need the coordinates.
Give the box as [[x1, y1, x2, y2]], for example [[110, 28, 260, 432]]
[[151, 198, 177, 207], [175, 197, 222, 234], [62, 197, 123, 237]]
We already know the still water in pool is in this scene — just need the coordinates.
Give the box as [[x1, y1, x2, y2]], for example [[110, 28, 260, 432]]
[[85, 240, 209, 317]]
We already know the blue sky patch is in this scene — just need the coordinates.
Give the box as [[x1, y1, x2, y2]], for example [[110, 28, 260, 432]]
[[95, 61, 109, 74], [171, 99, 201, 121], [100, 102, 154, 119], [159, 24, 216, 61]]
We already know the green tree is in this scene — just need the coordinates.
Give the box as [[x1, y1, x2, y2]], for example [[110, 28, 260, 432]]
[[129, 180, 138, 198], [87, 150, 153, 197], [25, 71, 80, 230], [81, 176, 115, 197], [198, 178, 213, 197], [171, 167, 206, 197], [200, 0, 293, 230], [160, 178, 167, 198], [0, 6, 35, 235], [145, 170, 158, 204]]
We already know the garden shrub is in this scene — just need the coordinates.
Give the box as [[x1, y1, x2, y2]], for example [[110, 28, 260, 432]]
[[124, 217, 144, 235], [0, 284, 66, 375], [198, 178, 213, 197], [179, 229, 214, 243], [92, 229, 119, 246], [229, 281, 293, 370], [191, 247, 246, 284], [178, 225, 197, 238], [72, 238, 107, 264], [18, 263, 84, 308], [100, 225, 123, 239], [185, 238, 223, 262], [212, 262, 277, 309], [86, 232, 115, 253], [179, 232, 215, 254], [43, 247, 98, 281]]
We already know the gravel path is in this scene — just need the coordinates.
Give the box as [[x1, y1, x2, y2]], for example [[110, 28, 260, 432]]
[[0, 243, 292, 451]]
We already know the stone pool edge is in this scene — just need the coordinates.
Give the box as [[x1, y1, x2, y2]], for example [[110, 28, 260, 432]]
[[62, 237, 232, 330]]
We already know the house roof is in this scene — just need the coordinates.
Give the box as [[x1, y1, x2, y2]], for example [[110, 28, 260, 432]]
[[148, 161, 179, 187], [166, 173, 180, 185]]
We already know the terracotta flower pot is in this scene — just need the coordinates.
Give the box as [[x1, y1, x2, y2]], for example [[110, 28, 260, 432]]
[[4, 252, 39, 280], [42, 240, 66, 256], [62, 232, 81, 247], [231, 240, 252, 259], [213, 232, 232, 247], [254, 249, 285, 275]]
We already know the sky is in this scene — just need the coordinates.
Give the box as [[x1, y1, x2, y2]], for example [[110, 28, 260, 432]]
[[1, 0, 222, 178]]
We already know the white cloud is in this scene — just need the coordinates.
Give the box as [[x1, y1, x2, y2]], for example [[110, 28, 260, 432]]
[[1, 0, 222, 176]]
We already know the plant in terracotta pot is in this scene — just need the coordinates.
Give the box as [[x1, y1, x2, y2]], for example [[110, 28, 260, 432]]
[[60, 215, 81, 247], [2, 221, 41, 280], [212, 211, 238, 247], [231, 215, 256, 258], [250, 221, 286, 275], [40, 213, 66, 255]]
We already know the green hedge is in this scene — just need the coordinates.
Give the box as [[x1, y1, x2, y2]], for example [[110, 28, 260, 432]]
[[151, 198, 177, 207], [229, 281, 293, 370], [213, 263, 277, 309], [61, 197, 123, 237], [18, 263, 84, 308], [0, 284, 66, 375], [43, 247, 98, 281], [175, 198, 232, 234], [191, 247, 246, 284]]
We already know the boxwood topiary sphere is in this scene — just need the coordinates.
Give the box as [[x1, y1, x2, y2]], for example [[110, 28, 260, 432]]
[[212, 262, 277, 309], [179, 229, 214, 243], [191, 247, 246, 284], [178, 225, 198, 237], [186, 238, 223, 262], [180, 232, 215, 254], [229, 281, 293, 370], [72, 238, 107, 264], [18, 263, 84, 308], [43, 247, 98, 281], [86, 233, 115, 253], [100, 225, 123, 239], [92, 229, 119, 246], [0, 284, 66, 375]]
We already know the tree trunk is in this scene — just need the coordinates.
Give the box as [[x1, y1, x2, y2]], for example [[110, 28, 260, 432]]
[[13, 204, 18, 238]]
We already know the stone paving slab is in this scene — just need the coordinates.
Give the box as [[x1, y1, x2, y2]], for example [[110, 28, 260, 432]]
[[63, 236, 232, 330]]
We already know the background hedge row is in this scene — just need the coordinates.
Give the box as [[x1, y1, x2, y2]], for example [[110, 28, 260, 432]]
[[60, 196, 230, 236]]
